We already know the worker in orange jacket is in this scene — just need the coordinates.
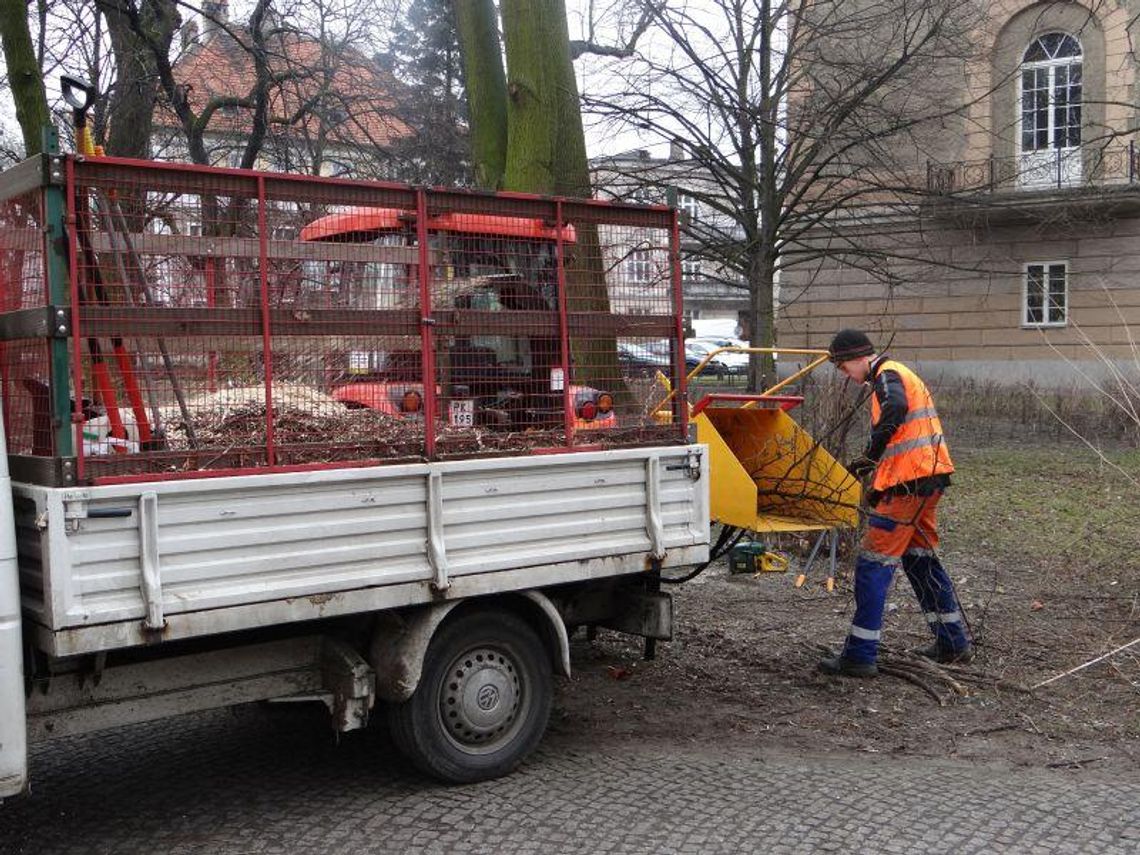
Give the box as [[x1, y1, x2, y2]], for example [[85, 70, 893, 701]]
[[820, 329, 973, 678]]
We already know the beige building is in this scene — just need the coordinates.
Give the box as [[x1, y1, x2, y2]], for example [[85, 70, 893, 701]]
[[778, 0, 1140, 384]]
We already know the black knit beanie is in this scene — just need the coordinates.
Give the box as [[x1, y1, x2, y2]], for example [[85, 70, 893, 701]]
[[828, 329, 875, 363]]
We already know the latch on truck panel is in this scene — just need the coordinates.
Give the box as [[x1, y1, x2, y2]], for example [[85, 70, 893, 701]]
[[61, 490, 134, 531], [664, 450, 703, 480]]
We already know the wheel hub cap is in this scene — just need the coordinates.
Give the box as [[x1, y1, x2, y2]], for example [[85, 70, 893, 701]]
[[441, 646, 523, 751]]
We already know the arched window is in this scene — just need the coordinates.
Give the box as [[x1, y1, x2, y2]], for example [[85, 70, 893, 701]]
[[1019, 32, 1082, 155]]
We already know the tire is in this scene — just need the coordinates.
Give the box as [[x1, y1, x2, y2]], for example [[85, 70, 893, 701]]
[[386, 609, 553, 784]]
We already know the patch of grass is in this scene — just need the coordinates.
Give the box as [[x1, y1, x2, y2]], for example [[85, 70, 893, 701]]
[[942, 446, 1140, 577]]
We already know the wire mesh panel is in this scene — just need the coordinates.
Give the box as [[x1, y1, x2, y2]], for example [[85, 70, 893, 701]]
[[61, 160, 425, 480], [1, 340, 53, 458], [565, 200, 684, 448], [425, 200, 569, 456], [0, 189, 46, 311], [264, 194, 425, 465], [0, 157, 685, 484], [69, 165, 270, 476], [0, 188, 51, 460]]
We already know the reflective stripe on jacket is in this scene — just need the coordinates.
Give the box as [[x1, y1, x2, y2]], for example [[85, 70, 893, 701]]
[[870, 360, 954, 491]]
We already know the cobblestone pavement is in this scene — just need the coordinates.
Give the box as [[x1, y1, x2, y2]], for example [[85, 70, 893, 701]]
[[1, 704, 1136, 855]]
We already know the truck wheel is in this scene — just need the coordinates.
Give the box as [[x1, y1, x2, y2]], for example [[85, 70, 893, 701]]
[[386, 609, 552, 784]]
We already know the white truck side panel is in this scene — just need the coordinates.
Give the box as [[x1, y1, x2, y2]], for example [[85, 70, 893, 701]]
[[17, 446, 708, 652], [0, 422, 27, 798]]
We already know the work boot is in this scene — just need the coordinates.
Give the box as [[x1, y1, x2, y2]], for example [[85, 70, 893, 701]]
[[818, 654, 878, 678], [915, 642, 974, 664]]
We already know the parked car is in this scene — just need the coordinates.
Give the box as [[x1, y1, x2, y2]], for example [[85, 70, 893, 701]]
[[690, 336, 747, 351], [691, 337, 778, 367], [618, 341, 672, 377], [685, 340, 748, 376]]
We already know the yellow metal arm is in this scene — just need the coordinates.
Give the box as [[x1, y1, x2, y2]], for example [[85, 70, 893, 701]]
[[651, 346, 831, 418]]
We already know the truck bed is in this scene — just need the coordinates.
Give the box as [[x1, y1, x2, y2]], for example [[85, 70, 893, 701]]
[[17, 445, 709, 657]]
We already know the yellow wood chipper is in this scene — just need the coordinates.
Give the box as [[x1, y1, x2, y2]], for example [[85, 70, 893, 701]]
[[655, 346, 861, 536]]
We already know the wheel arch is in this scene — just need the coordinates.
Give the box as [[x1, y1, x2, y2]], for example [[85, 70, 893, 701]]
[[370, 592, 569, 704]]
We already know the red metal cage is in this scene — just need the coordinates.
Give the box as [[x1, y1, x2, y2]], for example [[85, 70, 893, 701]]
[[0, 154, 687, 485]]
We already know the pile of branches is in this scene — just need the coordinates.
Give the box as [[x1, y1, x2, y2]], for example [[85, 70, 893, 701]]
[[876, 651, 1032, 706], [155, 404, 683, 470], [165, 403, 422, 458]]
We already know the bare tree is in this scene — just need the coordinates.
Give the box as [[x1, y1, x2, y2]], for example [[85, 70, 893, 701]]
[[0, 0, 172, 159], [256, 0, 410, 179], [99, 0, 177, 159], [582, 0, 985, 388], [57, 0, 397, 179]]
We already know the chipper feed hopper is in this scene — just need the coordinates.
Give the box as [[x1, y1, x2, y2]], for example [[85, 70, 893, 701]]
[[658, 347, 861, 534]]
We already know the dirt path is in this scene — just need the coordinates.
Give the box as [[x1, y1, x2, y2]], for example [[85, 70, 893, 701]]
[[552, 446, 1140, 773]]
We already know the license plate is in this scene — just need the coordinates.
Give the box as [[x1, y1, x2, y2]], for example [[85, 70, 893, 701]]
[[449, 399, 474, 427]]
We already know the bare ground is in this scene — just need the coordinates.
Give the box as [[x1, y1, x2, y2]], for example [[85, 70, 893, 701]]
[[549, 443, 1140, 774]]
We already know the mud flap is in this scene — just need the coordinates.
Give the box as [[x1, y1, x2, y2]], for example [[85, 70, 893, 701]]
[[597, 590, 673, 641]]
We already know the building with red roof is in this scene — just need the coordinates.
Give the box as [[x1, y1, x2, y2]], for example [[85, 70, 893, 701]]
[[154, 0, 410, 178]]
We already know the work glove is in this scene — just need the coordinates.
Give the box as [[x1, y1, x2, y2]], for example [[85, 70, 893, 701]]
[[847, 455, 877, 479]]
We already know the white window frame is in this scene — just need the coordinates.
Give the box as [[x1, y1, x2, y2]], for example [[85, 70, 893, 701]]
[[681, 256, 702, 283], [677, 192, 700, 222], [626, 248, 652, 285], [1022, 261, 1068, 328], [1017, 33, 1082, 157]]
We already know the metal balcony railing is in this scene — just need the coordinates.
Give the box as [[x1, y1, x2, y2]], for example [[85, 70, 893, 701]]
[[927, 143, 1140, 194]]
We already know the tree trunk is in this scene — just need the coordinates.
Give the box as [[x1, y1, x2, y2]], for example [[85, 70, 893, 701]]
[[102, 0, 179, 233], [500, 0, 591, 197], [747, 248, 777, 391], [454, 0, 627, 401], [102, 0, 176, 160], [454, 0, 506, 189], [0, 0, 51, 156], [751, 0, 778, 392], [500, 0, 555, 192], [547, 3, 589, 197], [500, 0, 623, 398]]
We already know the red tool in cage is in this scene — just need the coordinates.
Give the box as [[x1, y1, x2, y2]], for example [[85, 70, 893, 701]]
[[62, 76, 197, 456], [65, 75, 150, 454]]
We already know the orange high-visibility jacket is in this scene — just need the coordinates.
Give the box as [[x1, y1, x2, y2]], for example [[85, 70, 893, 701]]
[[870, 360, 954, 491]]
